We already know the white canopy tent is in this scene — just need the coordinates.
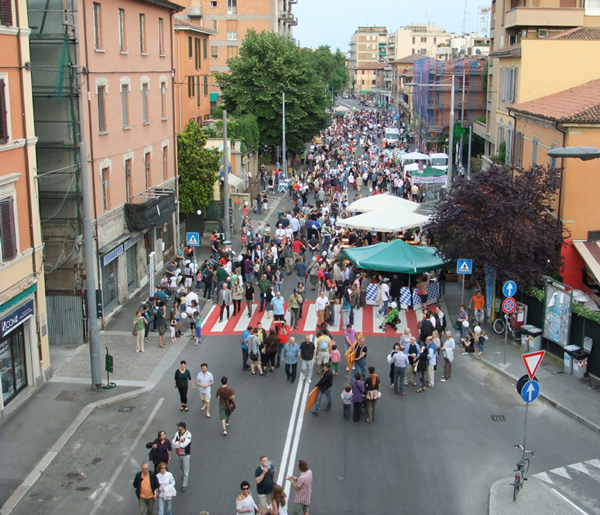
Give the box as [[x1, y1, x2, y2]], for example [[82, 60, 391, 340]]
[[226, 173, 244, 189], [333, 105, 350, 112], [345, 193, 419, 214], [335, 210, 429, 233], [400, 152, 430, 163]]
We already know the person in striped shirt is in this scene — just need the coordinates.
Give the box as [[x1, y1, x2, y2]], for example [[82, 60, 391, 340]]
[[285, 460, 313, 515]]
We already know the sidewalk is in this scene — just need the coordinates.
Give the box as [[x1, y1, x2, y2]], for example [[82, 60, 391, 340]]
[[442, 280, 600, 434]]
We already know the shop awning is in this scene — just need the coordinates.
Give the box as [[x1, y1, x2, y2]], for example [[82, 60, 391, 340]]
[[210, 93, 219, 102], [226, 173, 243, 188], [573, 240, 600, 285]]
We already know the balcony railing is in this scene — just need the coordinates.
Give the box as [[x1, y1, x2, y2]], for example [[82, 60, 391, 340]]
[[504, 6, 584, 29]]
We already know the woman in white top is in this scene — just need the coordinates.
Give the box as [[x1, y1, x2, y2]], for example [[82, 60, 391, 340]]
[[156, 462, 176, 515], [236, 480, 257, 514], [265, 484, 288, 515]]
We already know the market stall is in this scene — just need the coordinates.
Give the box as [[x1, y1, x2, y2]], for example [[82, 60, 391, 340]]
[[345, 194, 419, 215], [335, 211, 429, 233]]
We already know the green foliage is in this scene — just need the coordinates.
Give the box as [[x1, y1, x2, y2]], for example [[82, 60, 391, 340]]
[[214, 30, 331, 153], [475, 116, 486, 123], [482, 60, 489, 103], [527, 287, 600, 324], [309, 46, 349, 96], [492, 141, 506, 164], [202, 114, 260, 153], [177, 120, 221, 216]]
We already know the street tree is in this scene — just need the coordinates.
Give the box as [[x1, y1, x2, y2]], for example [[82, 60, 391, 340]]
[[425, 164, 566, 289], [310, 46, 349, 95], [177, 120, 221, 216], [214, 30, 330, 152]]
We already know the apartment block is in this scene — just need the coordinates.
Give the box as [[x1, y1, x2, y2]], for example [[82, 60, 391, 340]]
[[349, 26, 388, 71], [387, 25, 451, 61], [0, 0, 50, 415], [27, 0, 182, 337], [475, 0, 600, 165]]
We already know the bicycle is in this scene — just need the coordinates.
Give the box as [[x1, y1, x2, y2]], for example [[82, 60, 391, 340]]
[[511, 444, 534, 501], [469, 306, 483, 327], [492, 313, 520, 340]]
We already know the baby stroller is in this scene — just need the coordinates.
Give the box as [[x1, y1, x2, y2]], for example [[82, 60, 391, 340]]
[[379, 302, 400, 331]]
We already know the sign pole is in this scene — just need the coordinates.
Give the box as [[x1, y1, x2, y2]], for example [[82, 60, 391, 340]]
[[522, 402, 529, 459], [504, 315, 508, 365], [461, 274, 465, 307]]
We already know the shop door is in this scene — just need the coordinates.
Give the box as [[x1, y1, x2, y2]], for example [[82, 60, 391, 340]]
[[127, 247, 137, 293], [0, 326, 27, 406], [101, 260, 119, 314]]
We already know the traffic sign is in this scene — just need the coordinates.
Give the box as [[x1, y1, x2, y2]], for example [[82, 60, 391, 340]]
[[502, 297, 516, 314], [522, 350, 545, 380], [186, 232, 200, 246], [457, 259, 472, 274], [503, 280, 517, 297], [521, 380, 540, 403]]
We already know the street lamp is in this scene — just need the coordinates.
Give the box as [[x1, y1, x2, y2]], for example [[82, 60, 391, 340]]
[[405, 77, 456, 181], [547, 146, 600, 161]]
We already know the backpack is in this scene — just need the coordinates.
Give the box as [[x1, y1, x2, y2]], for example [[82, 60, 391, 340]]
[[318, 336, 330, 351]]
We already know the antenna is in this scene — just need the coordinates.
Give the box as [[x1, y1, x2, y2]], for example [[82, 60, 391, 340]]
[[462, 0, 468, 35], [479, 5, 491, 38]]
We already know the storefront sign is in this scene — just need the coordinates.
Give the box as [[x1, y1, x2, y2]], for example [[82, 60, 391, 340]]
[[1, 300, 34, 338], [124, 233, 142, 251], [101, 244, 124, 267]]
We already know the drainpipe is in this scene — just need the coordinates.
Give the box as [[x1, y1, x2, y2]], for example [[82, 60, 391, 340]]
[[171, 14, 181, 247], [554, 121, 568, 223]]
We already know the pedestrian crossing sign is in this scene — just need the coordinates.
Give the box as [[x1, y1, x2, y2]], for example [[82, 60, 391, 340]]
[[186, 232, 200, 246], [457, 259, 472, 274]]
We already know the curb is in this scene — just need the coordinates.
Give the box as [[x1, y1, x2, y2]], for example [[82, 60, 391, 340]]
[[0, 382, 153, 515], [479, 357, 600, 435]]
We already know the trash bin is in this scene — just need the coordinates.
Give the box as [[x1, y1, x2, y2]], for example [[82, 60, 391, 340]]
[[572, 337, 593, 379], [521, 325, 543, 352], [520, 333, 530, 352], [564, 345, 580, 374]]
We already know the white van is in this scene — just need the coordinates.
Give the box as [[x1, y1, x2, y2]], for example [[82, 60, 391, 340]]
[[383, 128, 400, 148], [430, 153, 449, 172]]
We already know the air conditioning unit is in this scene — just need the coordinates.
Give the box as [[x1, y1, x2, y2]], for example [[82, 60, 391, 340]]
[[538, 29, 549, 38]]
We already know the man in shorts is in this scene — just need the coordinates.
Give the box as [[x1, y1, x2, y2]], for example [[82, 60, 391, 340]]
[[315, 330, 331, 374], [196, 363, 214, 418], [216, 376, 235, 436]]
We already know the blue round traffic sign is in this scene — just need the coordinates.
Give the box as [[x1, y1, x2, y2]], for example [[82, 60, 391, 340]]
[[502, 297, 516, 314], [503, 280, 517, 298], [521, 380, 540, 403]]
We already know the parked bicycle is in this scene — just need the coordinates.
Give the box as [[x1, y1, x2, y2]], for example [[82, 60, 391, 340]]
[[492, 313, 521, 340], [511, 444, 534, 501]]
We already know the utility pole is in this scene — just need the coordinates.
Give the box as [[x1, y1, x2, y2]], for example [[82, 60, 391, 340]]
[[79, 141, 102, 391], [448, 75, 456, 182], [222, 109, 231, 242], [282, 92, 287, 178], [467, 125, 473, 180]]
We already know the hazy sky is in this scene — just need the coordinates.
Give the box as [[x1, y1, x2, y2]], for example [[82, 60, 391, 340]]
[[293, 0, 488, 51]]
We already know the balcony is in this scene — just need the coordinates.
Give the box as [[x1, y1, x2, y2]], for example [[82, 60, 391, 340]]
[[187, 5, 202, 17], [473, 119, 490, 141], [504, 6, 584, 29], [289, 16, 298, 26]]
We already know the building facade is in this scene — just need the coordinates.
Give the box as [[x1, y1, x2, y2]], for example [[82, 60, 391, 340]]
[[475, 0, 600, 165], [387, 24, 451, 61], [348, 26, 387, 71], [174, 19, 216, 131], [0, 0, 50, 415], [351, 62, 386, 97], [28, 0, 182, 337]]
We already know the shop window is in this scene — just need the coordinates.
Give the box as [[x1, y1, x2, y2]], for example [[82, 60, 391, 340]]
[[0, 326, 27, 406]]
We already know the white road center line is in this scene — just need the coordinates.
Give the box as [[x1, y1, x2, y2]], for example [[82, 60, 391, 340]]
[[550, 488, 590, 515], [284, 380, 311, 499], [276, 378, 305, 486]]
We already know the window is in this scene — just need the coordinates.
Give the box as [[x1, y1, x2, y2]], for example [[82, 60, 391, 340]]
[[125, 158, 133, 201], [139, 14, 146, 53], [532, 137, 538, 166], [188, 75, 195, 97], [372, 79, 376, 85], [188, 36, 193, 58], [203, 75, 208, 96], [227, 19, 237, 40], [93, 3, 103, 50], [421, 37, 427, 43], [210, 19, 217, 31], [210, 0, 217, 6], [160, 81, 167, 119], [227, 31, 237, 40], [97, 85, 107, 133], [1, 0, 13, 26], [500, 66, 506, 101], [121, 83, 129, 128], [506, 129, 513, 164], [144, 152, 151, 189], [433, 37, 437, 44], [0, 78, 8, 144], [0, 196, 17, 261], [101, 167, 110, 210], [412, 37, 415, 44], [361, 80, 365, 85], [211, 46, 218, 59], [142, 82, 149, 123], [585, 0, 600, 15], [227, 0, 236, 14], [158, 18, 165, 55], [227, 46, 238, 59], [195, 38, 201, 69], [550, 143, 558, 168], [507, 67, 516, 103], [203, 38, 207, 59], [162, 146, 168, 180], [196, 76, 201, 107], [118, 9, 126, 52], [419, 49, 426, 54]]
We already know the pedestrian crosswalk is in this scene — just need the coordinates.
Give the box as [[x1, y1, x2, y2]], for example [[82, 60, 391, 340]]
[[201, 302, 420, 337]]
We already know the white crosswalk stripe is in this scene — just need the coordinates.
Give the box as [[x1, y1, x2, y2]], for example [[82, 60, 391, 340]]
[[532, 471, 554, 484], [352, 307, 363, 332], [550, 467, 573, 480], [201, 306, 215, 327], [235, 305, 256, 332], [569, 463, 592, 476], [586, 459, 600, 469], [302, 305, 319, 332]]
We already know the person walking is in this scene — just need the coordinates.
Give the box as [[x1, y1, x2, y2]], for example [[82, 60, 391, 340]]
[[315, 331, 331, 375], [390, 348, 409, 396], [441, 331, 456, 382], [282, 336, 301, 384], [156, 462, 176, 515], [288, 289, 302, 330], [196, 363, 214, 418], [299, 335, 315, 383], [427, 336, 438, 387], [174, 360, 194, 412], [172, 422, 191, 492], [236, 480, 258, 514], [387, 343, 401, 389], [218, 283, 232, 322], [193, 310, 202, 346], [404, 336, 419, 387], [272, 290, 286, 322], [156, 302, 168, 348], [245, 281, 255, 318], [246, 328, 265, 377], [311, 362, 333, 416], [364, 366, 380, 423], [285, 460, 313, 515], [258, 273, 271, 312], [216, 376, 235, 436], [354, 337, 368, 380], [315, 290, 330, 325], [146, 430, 172, 472], [415, 342, 428, 393], [133, 309, 147, 353], [132, 462, 159, 515], [351, 372, 365, 422], [232, 278, 244, 316], [341, 385, 352, 421], [255, 456, 276, 512]]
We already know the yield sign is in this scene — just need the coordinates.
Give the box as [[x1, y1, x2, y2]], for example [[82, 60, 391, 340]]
[[522, 351, 545, 380]]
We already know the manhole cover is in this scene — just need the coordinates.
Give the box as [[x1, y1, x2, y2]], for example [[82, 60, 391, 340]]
[[117, 405, 136, 413], [55, 391, 80, 402], [491, 415, 506, 422]]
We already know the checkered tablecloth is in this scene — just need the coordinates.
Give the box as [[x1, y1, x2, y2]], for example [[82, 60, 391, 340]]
[[366, 283, 378, 305], [400, 287, 412, 309], [428, 281, 439, 301], [412, 289, 423, 309]]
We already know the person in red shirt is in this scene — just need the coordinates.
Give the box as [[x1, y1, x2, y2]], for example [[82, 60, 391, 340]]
[[275, 321, 290, 367], [292, 238, 306, 262]]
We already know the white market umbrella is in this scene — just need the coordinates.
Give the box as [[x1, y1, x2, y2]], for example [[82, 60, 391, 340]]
[[334, 105, 350, 112], [335, 210, 429, 233], [401, 152, 430, 162], [345, 194, 419, 215]]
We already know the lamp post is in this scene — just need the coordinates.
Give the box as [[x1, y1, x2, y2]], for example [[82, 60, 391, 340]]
[[405, 77, 456, 181]]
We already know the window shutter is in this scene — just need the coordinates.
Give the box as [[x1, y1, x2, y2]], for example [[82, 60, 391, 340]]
[[204, 75, 208, 96], [0, 197, 17, 261], [501, 67, 506, 101], [1, 0, 13, 26], [226, 19, 236, 32], [98, 87, 106, 132], [203, 38, 207, 59], [0, 79, 8, 144]]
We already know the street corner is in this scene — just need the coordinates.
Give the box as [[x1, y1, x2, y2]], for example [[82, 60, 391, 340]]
[[489, 477, 583, 515]]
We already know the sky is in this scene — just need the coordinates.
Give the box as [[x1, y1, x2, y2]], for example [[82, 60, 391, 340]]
[[293, 0, 488, 52]]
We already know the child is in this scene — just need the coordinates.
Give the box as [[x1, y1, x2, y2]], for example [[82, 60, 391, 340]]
[[329, 344, 341, 375], [193, 311, 202, 346], [172, 300, 182, 337], [264, 223, 271, 245], [274, 269, 283, 293], [341, 385, 352, 420], [169, 311, 177, 343], [243, 204, 249, 218], [477, 329, 489, 358]]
